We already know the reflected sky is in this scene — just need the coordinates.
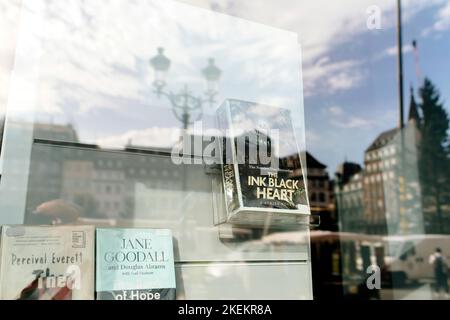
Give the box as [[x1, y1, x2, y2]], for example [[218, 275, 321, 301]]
[[4, 0, 305, 159], [184, 0, 450, 172], [1, 0, 450, 172]]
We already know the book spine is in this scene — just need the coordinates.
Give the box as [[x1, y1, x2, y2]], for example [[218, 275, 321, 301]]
[[222, 163, 240, 214], [217, 101, 241, 217]]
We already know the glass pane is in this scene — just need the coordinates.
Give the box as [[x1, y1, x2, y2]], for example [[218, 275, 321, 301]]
[[1, 0, 450, 300], [0, 0, 311, 300]]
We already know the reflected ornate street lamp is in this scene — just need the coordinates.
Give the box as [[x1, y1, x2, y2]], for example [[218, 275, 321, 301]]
[[150, 47, 171, 95], [150, 47, 221, 129], [202, 58, 222, 102]]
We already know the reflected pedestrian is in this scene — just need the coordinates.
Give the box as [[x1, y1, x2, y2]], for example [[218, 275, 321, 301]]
[[429, 247, 449, 299]]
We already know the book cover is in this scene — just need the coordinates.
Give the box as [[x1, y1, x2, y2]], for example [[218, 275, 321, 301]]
[[0, 225, 95, 300], [216, 99, 309, 226], [96, 228, 176, 300]]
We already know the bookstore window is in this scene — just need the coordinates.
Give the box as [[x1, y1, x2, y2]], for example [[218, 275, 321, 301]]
[[1, 0, 450, 301]]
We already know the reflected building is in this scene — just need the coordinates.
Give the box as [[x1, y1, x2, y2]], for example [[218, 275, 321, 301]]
[[34, 123, 79, 142], [26, 123, 79, 212], [283, 151, 335, 230], [305, 152, 332, 212], [333, 91, 426, 235], [363, 91, 423, 235], [334, 162, 364, 233], [363, 128, 398, 234], [25, 123, 186, 221]]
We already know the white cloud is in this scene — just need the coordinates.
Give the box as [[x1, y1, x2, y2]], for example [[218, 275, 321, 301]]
[[93, 124, 225, 150], [435, 2, 450, 29], [1, 0, 446, 124], [94, 126, 181, 149], [370, 43, 415, 63], [326, 104, 375, 129], [182, 0, 446, 96], [384, 43, 414, 57], [303, 58, 365, 96], [0, 0, 22, 116], [327, 106, 344, 116], [2, 0, 304, 121], [327, 71, 365, 92], [331, 116, 375, 129], [420, 1, 450, 36]]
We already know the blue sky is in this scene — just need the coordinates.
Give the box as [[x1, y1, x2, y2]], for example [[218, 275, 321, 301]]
[[193, 0, 450, 174], [301, 1, 450, 174]]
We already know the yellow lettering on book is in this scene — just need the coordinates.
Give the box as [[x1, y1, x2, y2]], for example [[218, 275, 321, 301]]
[[256, 187, 295, 201]]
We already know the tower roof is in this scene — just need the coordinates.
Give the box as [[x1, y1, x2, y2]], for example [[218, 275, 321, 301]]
[[305, 151, 327, 169], [335, 162, 362, 185], [365, 127, 398, 152]]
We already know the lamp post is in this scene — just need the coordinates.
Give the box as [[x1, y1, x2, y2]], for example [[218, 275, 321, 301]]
[[202, 58, 222, 107], [149, 47, 221, 130], [396, 0, 408, 235], [397, 0, 404, 130]]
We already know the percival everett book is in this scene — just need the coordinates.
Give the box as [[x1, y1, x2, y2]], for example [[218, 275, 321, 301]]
[[96, 228, 176, 300], [0, 225, 95, 300]]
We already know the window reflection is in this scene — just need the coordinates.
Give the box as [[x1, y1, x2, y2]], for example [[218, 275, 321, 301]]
[[1, 0, 450, 300]]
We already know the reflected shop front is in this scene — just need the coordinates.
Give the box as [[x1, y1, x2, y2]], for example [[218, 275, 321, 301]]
[[0, 0, 450, 300]]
